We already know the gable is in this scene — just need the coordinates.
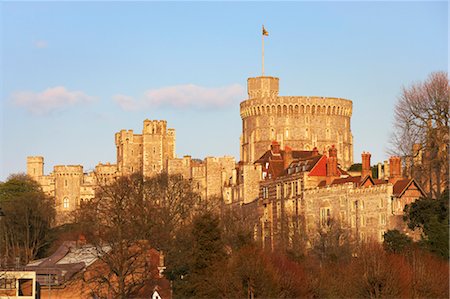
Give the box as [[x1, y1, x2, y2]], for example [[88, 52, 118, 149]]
[[360, 175, 375, 187], [395, 179, 426, 198], [308, 156, 327, 176]]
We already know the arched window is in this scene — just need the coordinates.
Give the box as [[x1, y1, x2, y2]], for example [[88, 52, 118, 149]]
[[63, 197, 69, 209]]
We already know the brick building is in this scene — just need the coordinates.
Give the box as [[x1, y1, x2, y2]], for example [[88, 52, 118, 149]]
[[249, 142, 424, 250]]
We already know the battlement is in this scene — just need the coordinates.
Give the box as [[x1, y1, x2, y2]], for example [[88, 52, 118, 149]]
[[240, 96, 352, 118], [167, 128, 175, 136], [54, 165, 84, 175], [27, 156, 44, 163], [143, 119, 169, 135]]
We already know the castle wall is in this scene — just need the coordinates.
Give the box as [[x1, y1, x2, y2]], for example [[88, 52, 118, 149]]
[[304, 183, 393, 243], [167, 156, 192, 179], [242, 163, 262, 204]]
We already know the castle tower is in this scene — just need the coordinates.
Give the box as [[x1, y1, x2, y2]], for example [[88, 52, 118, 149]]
[[240, 75, 354, 169], [27, 156, 44, 179], [115, 129, 142, 175], [53, 165, 83, 224], [115, 119, 176, 177], [142, 119, 175, 177]]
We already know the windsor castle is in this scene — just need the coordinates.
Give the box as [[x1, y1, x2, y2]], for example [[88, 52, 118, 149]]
[[27, 75, 424, 246]]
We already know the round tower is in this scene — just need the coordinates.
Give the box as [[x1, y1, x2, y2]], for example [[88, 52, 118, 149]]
[[240, 76, 354, 169], [53, 165, 83, 223]]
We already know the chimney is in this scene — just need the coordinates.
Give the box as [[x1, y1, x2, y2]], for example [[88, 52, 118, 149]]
[[77, 234, 87, 247], [271, 141, 280, 154], [283, 146, 293, 170], [383, 160, 390, 179], [389, 156, 402, 184], [377, 162, 382, 180], [361, 152, 372, 178], [312, 147, 319, 157], [327, 145, 338, 177]]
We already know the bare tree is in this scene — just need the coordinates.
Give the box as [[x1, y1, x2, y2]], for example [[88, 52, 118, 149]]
[[76, 174, 155, 298], [142, 173, 202, 252], [390, 71, 449, 198], [75, 172, 201, 298]]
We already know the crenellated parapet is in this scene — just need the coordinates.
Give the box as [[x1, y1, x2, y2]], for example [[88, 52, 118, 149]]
[[53, 165, 84, 176], [143, 119, 168, 135], [240, 96, 353, 118]]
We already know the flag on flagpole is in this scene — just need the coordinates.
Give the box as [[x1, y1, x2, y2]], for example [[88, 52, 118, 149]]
[[262, 26, 269, 36]]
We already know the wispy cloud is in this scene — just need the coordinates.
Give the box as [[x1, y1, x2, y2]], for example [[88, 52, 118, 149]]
[[11, 86, 96, 115], [114, 84, 245, 111], [34, 40, 48, 49]]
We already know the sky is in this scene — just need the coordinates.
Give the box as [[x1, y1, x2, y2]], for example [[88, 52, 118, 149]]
[[0, 1, 448, 180]]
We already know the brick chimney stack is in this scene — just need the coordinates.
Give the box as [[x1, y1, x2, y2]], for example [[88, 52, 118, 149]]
[[327, 145, 338, 177], [283, 146, 293, 170], [361, 152, 372, 178], [389, 156, 402, 184], [312, 147, 319, 157], [271, 141, 280, 154]]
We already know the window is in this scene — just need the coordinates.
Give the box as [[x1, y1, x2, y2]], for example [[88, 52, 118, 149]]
[[262, 187, 269, 199], [320, 207, 331, 227], [360, 232, 366, 242], [63, 198, 69, 209], [0, 278, 16, 290], [352, 200, 358, 212], [380, 213, 386, 225], [380, 198, 384, 208], [64, 179, 68, 187], [360, 215, 365, 227], [276, 185, 281, 199]]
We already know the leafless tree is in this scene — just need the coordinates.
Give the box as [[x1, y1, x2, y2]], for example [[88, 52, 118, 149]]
[[75, 172, 201, 298], [75, 174, 154, 298], [390, 71, 449, 198], [141, 173, 202, 252]]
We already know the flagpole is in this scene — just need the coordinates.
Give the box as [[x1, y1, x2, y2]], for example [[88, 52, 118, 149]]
[[262, 27, 265, 76]]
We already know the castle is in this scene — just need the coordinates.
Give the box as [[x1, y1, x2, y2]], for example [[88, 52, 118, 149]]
[[27, 75, 423, 245]]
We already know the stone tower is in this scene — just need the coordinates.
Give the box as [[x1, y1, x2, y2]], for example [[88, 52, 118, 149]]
[[27, 156, 44, 178], [240, 76, 354, 169], [53, 165, 83, 223], [115, 119, 176, 177]]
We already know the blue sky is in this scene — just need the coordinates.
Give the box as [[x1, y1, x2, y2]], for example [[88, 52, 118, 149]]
[[1, 1, 448, 180]]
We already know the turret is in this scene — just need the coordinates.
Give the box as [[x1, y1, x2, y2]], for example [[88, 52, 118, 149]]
[[247, 76, 279, 99], [27, 156, 44, 178]]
